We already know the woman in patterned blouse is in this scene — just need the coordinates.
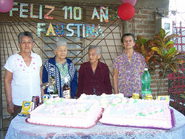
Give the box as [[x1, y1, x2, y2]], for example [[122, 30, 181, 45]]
[[113, 33, 147, 97], [42, 41, 77, 98]]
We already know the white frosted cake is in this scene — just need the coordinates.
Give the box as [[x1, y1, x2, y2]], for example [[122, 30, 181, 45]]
[[100, 97, 173, 129], [28, 97, 103, 128], [79, 93, 124, 108]]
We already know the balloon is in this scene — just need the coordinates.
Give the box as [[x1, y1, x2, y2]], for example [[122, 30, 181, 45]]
[[118, 3, 135, 20], [122, 0, 137, 6], [0, 0, 14, 13]]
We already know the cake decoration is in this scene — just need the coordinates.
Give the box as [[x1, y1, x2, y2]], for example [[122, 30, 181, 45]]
[[100, 98, 173, 129], [28, 98, 103, 128], [79, 93, 124, 108]]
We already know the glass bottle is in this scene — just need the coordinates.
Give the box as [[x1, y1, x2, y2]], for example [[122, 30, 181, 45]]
[[48, 76, 58, 98], [141, 68, 152, 100], [63, 78, 71, 99]]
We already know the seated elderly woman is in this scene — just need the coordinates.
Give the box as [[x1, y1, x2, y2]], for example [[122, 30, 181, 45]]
[[76, 45, 112, 97], [42, 41, 77, 98]]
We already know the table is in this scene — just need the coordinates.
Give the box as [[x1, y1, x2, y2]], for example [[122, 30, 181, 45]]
[[5, 107, 185, 139]]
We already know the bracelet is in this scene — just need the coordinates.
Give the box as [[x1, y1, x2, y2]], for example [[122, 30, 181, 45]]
[[7, 103, 13, 106]]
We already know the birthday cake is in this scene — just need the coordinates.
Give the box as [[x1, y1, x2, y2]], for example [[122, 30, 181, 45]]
[[27, 97, 103, 128], [99, 97, 173, 129]]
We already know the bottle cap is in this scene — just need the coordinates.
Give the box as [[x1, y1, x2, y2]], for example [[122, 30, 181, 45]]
[[144, 68, 148, 71]]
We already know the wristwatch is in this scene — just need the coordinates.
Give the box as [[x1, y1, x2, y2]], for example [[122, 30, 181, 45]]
[[7, 103, 13, 106]]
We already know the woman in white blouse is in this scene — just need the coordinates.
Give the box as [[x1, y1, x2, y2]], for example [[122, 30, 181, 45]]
[[4, 31, 44, 118]]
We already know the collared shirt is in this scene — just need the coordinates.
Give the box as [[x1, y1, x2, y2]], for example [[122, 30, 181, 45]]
[[76, 61, 112, 97], [113, 51, 147, 97], [4, 52, 42, 106]]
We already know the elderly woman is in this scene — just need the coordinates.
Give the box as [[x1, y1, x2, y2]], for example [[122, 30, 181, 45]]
[[76, 45, 112, 97], [113, 33, 147, 97], [4, 31, 44, 118], [42, 41, 77, 98]]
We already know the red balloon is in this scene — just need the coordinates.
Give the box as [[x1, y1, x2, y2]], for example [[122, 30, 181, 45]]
[[118, 3, 135, 20], [0, 0, 14, 13]]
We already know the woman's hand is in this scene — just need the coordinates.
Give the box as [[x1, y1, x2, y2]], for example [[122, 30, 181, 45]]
[[7, 104, 14, 115]]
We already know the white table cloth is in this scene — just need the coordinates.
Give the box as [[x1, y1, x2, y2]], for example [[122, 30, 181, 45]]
[[5, 107, 185, 139]]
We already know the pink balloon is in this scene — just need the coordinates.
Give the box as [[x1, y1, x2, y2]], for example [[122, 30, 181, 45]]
[[122, 0, 137, 6], [118, 3, 135, 20], [0, 0, 14, 13]]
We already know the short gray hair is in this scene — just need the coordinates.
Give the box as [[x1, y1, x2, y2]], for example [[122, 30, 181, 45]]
[[54, 41, 67, 51], [88, 45, 102, 55], [18, 31, 33, 43]]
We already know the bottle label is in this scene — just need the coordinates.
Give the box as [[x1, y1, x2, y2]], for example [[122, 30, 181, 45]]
[[63, 90, 70, 99], [141, 91, 151, 94]]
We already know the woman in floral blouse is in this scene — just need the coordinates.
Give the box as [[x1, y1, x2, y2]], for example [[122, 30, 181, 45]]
[[113, 33, 147, 97], [42, 41, 77, 98]]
